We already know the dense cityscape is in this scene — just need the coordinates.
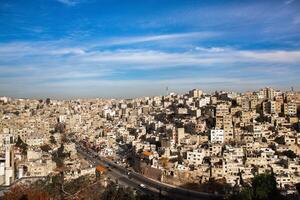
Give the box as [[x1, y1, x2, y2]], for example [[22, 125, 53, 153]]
[[0, 87, 300, 199], [1, 0, 300, 199]]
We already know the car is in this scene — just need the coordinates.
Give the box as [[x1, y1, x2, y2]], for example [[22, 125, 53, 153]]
[[139, 184, 145, 188]]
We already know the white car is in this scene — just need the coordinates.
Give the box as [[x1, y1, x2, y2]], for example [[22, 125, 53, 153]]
[[139, 184, 145, 188]]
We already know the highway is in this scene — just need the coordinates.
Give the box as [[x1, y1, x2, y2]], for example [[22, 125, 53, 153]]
[[76, 145, 224, 200]]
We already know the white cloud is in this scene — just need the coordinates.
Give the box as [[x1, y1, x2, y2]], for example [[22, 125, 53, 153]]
[[1, 40, 300, 71], [2, 39, 300, 69], [239, 50, 300, 63], [48, 48, 86, 55], [194, 46, 226, 52], [101, 32, 220, 46], [56, 0, 79, 6], [1, 35, 300, 98]]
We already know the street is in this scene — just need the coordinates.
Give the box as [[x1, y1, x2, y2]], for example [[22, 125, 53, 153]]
[[76, 145, 223, 200]]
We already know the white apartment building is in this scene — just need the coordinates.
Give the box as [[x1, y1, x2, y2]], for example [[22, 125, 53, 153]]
[[198, 97, 209, 108], [210, 129, 224, 143]]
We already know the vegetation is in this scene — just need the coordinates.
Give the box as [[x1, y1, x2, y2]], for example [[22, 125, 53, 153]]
[[52, 144, 70, 168], [40, 144, 51, 152], [3, 184, 50, 200], [3, 176, 153, 200], [261, 137, 267, 143], [55, 122, 66, 133], [231, 173, 284, 200], [181, 179, 231, 195], [49, 135, 57, 144], [45, 98, 51, 105], [101, 183, 153, 200], [274, 136, 285, 145], [15, 136, 28, 155], [282, 150, 297, 159]]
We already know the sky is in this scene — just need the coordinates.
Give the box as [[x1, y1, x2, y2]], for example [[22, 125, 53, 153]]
[[0, 0, 300, 99]]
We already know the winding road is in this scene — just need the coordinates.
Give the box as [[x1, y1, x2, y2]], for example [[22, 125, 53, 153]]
[[76, 144, 224, 200]]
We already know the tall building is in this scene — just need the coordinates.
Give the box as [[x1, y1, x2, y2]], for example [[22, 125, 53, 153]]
[[216, 103, 229, 117], [260, 87, 275, 100], [4, 135, 14, 186], [283, 103, 297, 116], [263, 100, 281, 114], [173, 127, 185, 144], [189, 89, 203, 98]]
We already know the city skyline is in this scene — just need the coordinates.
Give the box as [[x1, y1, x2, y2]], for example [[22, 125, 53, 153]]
[[1, 0, 300, 98]]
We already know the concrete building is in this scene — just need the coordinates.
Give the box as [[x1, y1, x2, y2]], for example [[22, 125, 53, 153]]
[[210, 129, 224, 143]]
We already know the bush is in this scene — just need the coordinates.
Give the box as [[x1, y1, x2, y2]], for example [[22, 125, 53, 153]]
[[274, 136, 285, 145]]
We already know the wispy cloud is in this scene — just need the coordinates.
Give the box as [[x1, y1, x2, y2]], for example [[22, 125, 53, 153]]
[[0, 33, 300, 98], [101, 32, 220, 46], [285, 0, 295, 5], [56, 0, 79, 6], [2, 38, 300, 68], [1, 1, 300, 98]]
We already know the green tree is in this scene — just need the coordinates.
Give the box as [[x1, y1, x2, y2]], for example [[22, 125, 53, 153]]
[[52, 145, 69, 168], [261, 137, 267, 143], [50, 135, 56, 144], [282, 150, 297, 159], [15, 136, 28, 155], [101, 183, 135, 200], [274, 136, 285, 145], [46, 98, 51, 105], [232, 173, 283, 200], [252, 173, 278, 200], [239, 187, 253, 200]]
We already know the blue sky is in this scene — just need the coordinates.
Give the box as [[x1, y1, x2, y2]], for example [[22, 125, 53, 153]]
[[0, 0, 300, 99]]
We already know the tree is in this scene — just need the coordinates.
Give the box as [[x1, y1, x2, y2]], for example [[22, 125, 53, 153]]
[[46, 98, 51, 105], [50, 135, 56, 144], [232, 173, 283, 200], [101, 183, 135, 200], [15, 136, 28, 155], [261, 137, 267, 143], [52, 145, 69, 168], [239, 187, 253, 200], [252, 173, 278, 200], [282, 150, 297, 159], [40, 144, 52, 152], [55, 122, 66, 133], [274, 136, 285, 145]]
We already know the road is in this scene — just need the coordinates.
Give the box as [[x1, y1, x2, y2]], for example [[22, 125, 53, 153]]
[[76, 145, 224, 200]]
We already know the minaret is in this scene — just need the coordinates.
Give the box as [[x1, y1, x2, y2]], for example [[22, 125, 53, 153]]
[[4, 135, 14, 186]]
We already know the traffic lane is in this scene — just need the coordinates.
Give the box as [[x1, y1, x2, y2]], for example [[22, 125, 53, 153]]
[[129, 172, 222, 199], [77, 148, 159, 196], [99, 157, 222, 199], [77, 147, 223, 200]]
